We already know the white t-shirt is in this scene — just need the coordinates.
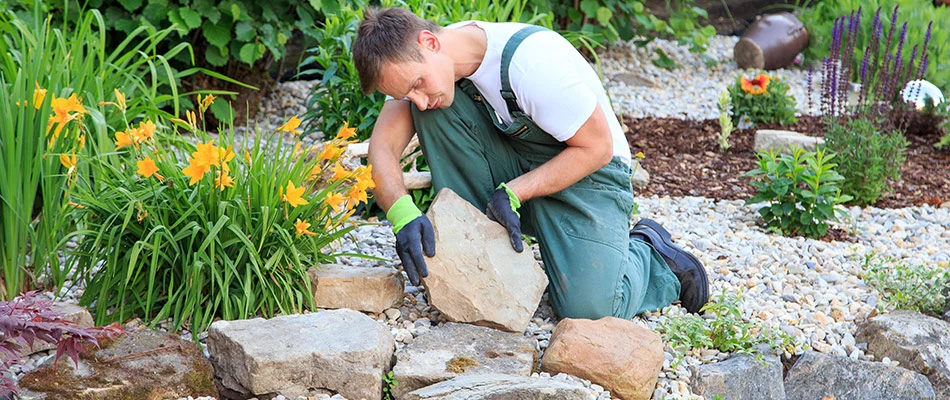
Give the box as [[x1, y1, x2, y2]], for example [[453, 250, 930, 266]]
[[452, 21, 631, 165]]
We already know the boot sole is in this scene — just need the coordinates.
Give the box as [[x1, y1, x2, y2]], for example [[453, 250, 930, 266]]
[[635, 219, 709, 313]]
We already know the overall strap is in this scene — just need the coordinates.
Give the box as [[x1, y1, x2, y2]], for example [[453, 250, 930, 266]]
[[500, 25, 546, 118]]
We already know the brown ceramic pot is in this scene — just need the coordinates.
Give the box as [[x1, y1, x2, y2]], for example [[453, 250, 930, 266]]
[[734, 12, 809, 70]]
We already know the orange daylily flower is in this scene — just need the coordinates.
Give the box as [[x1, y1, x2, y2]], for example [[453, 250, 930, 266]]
[[137, 156, 164, 180], [198, 94, 215, 112], [114, 130, 135, 150], [215, 170, 234, 191], [282, 180, 309, 207], [741, 74, 771, 95], [325, 191, 346, 212], [347, 185, 368, 205], [294, 218, 317, 237], [308, 165, 322, 181], [182, 157, 210, 185], [137, 120, 156, 142], [318, 143, 343, 161], [335, 121, 357, 141], [330, 162, 349, 181], [59, 154, 76, 169], [279, 115, 302, 135]]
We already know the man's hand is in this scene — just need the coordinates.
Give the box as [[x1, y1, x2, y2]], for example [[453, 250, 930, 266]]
[[388, 195, 435, 286], [486, 183, 524, 252]]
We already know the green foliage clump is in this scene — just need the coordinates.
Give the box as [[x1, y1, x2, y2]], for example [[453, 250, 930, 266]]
[[727, 73, 798, 127], [658, 290, 793, 357], [799, 0, 950, 96], [862, 254, 950, 315], [744, 147, 852, 239], [382, 370, 399, 400], [0, 5, 186, 299], [822, 114, 908, 206], [717, 90, 733, 152], [67, 101, 370, 333]]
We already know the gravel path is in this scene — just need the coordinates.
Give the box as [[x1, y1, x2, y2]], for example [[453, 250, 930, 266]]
[[13, 35, 950, 400]]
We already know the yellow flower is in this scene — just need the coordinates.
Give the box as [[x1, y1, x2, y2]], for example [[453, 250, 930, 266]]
[[114, 130, 134, 150], [319, 143, 342, 161], [186, 110, 198, 131], [218, 145, 235, 164], [294, 218, 317, 237], [243, 151, 251, 163], [282, 180, 309, 207], [347, 186, 368, 205], [115, 89, 127, 111], [308, 165, 322, 181], [198, 94, 215, 113], [137, 120, 156, 142], [355, 165, 375, 190], [292, 142, 303, 158], [137, 156, 164, 180], [68, 201, 86, 209], [278, 115, 302, 135], [182, 157, 210, 185], [335, 121, 357, 141], [32, 82, 47, 110], [635, 151, 645, 159], [325, 191, 346, 212], [59, 154, 76, 169], [193, 140, 219, 167], [330, 162, 349, 181], [740, 74, 771, 95], [215, 170, 234, 191]]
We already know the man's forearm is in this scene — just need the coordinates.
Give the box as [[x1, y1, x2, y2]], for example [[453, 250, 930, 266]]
[[368, 100, 416, 212]]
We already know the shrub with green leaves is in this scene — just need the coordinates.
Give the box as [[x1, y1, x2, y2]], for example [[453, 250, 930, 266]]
[[727, 73, 798, 126], [0, 5, 188, 300], [799, 0, 950, 96], [822, 113, 908, 206], [744, 147, 852, 239], [66, 98, 372, 333], [861, 254, 950, 315], [658, 290, 794, 357]]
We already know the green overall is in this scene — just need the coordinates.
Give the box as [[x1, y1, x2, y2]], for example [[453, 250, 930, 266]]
[[410, 25, 680, 319]]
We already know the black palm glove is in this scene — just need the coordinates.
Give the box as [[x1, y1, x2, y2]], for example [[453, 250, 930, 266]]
[[485, 183, 524, 253], [394, 215, 436, 286]]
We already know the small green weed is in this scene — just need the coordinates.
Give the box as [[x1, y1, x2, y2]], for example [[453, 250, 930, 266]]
[[717, 89, 733, 152], [658, 290, 793, 359], [382, 370, 398, 400], [862, 254, 950, 315]]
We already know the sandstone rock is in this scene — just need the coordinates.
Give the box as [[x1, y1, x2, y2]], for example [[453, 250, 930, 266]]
[[392, 322, 537, 398], [753, 129, 824, 155], [541, 317, 663, 400], [18, 329, 216, 399], [208, 309, 394, 400], [423, 189, 548, 333], [403, 374, 591, 400], [690, 352, 786, 400], [612, 72, 657, 88], [631, 159, 650, 190], [856, 311, 950, 399], [308, 264, 404, 313], [784, 351, 935, 400]]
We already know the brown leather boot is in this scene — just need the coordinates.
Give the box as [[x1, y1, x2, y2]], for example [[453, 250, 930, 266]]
[[735, 12, 809, 70]]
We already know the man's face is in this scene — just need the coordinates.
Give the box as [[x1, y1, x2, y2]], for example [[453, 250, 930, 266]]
[[377, 33, 455, 111]]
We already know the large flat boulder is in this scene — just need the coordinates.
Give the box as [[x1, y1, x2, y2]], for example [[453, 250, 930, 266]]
[[784, 351, 935, 400], [392, 322, 537, 399], [753, 129, 824, 155], [856, 311, 950, 399], [423, 189, 548, 333], [403, 374, 591, 400], [18, 329, 216, 399], [689, 352, 786, 400], [308, 264, 404, 313], [541, 317, 663, 400], [208, 309, 394, 400]]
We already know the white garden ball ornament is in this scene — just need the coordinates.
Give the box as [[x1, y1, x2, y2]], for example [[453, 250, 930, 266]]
[[900, 79, 944, 110]]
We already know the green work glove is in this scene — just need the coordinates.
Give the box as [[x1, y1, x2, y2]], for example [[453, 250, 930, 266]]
[[387, 195, 435, 286], [485, 182, 524, 252]]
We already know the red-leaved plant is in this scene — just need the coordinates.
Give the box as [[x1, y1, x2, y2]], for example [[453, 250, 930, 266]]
[[0, 291, 122, 396]]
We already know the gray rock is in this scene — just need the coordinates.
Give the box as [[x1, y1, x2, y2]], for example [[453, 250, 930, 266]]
[[393, 322, 537, 398], [784, 351, 935, 400], [403, 374, 591, 400], [423, 189, 548, 333], [308, 264, 405, 313], [208, 310, 394, 400], [753, 129, 824, 155], [18, 302, 94, 356], [689, 353, 785, 400], [856, 311, 950, 399], [631, 159, 650, 190]]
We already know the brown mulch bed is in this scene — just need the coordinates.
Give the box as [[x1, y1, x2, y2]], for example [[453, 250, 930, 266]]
[[624, 115, 950, 210]]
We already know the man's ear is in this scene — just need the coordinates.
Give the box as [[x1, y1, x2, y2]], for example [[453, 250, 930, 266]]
[[417, 30, 441, 52]]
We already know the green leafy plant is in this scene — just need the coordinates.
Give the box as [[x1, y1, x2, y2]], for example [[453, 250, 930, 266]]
[[66, 100, 372, 334], [744, 147, 852, 239], [799, 0, 950, 96], [717, 89, 733, 151], [0, 5, 191, 300], [822, 114, 908, 206], [728, 73, 798, 127], [658, 289, 793, 358], [862, 254, 950, 315], [382, 370, 399, 400]]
